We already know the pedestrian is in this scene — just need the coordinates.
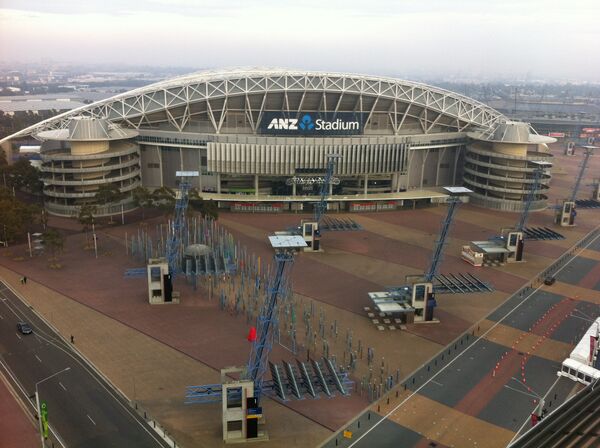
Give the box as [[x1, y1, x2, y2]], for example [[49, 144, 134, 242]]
[[23, 276, 27, 284], [70, 335, 74, 344], [19, 277, 23, 284]]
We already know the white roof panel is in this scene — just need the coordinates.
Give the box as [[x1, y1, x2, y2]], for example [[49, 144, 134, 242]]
[[443, 186, 473, 194], [268, 235, 307, 249]]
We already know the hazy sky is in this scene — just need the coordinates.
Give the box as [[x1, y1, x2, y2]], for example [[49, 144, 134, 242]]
[[1, 0, 599, 81]]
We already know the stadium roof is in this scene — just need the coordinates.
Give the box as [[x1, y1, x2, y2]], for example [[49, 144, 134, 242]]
[[0, 68, 506, 144]]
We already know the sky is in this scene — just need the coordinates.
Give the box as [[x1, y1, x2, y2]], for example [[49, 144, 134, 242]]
[[0, 0, 599, 82]]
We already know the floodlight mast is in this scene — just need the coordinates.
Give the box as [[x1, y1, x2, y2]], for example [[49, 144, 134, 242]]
[[425, 187, 472, 282], [570, 146, 595, 202], [166, 171, 199, 277], [313, 154, 342, 225], [246, 236, 306, 402], [516, 161, 550, 232]]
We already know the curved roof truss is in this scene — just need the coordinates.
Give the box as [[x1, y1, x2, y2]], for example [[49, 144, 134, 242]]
[[1, 69, 505, 143]]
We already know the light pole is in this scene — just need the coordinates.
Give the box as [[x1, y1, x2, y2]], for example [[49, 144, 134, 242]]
[[35, 367, 70, 447]]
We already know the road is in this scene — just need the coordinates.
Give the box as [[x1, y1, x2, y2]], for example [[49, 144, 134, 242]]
[[0, 279, 171, 448], [324, 231, 600, 448]]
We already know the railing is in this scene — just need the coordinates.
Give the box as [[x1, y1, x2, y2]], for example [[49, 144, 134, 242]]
[[45, 199, 138, 217], [464, 154, 551, 173], [43, 180, 141, 198], [468, 192, 547, 212], [40, 144, 139, 161], [44, 169, 141, 186], [467, 145, 554, 162], [40, 157, 139, 173]]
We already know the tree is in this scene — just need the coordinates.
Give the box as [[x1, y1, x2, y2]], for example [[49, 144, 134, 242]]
[[151, 186, 176, 215], [42, 228, 64, 260], [0, 187, 38, 243], [78, 203, 97, 248], [2, 158, 43, 194], [0, 148, 7, 167], [132, 186, 153, 219], [94, 184, 124, 223], [189, 189, 219, 219]]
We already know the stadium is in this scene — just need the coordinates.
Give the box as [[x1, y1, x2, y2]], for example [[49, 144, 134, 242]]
[[0, 68, 554, 217]]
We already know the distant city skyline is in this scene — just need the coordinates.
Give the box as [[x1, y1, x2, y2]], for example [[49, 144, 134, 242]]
[[1, 0, 599, 82]]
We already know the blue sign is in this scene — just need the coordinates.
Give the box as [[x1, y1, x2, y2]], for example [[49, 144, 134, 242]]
[[260, 112, 363, 136]]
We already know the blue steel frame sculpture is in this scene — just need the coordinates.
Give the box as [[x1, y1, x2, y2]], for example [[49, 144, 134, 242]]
[[517, 164, 546, 232], [313, 154, 341, 226], [246, 249, 295, 402], [165, 174, 194, 277], [570, 147, 594, 202], [425, 195, 462, 282]]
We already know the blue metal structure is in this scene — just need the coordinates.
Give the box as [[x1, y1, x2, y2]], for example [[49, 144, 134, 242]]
[[570, 147, 594, 202], [425, 196, 462, 282], [517, 164, 546, 232], [165, 174, 194, 277], [246, 251, 294, 402], [313, 154, 341, 225]]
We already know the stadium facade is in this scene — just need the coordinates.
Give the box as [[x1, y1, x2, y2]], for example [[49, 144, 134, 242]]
[[0, 69, 554, 217]]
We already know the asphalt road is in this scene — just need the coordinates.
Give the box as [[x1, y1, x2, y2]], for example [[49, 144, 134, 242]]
[[323, 231, 600, 448], [0, 280, 171, 448]]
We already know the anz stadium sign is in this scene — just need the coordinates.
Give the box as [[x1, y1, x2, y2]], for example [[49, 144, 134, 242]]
[[260, 112, 363, 136]]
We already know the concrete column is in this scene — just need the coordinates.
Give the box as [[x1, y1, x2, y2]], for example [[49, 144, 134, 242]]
[[254, 174, 259, 197], [329, 182, 333, 196], [420, 149, 429, 189], [292, 183, 296, 196], [453, 147, 461, 184], [216, 173, 221, 194], [364, 174, 369, 195], [157, 146, 164, 187]]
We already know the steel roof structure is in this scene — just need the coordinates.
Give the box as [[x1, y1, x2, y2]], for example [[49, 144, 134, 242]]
[[0, 68, 505, 144]]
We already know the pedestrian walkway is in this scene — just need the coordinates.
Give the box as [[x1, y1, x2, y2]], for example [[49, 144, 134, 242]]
[[0, 374, 38, 448], [0, 266, 330, 448]]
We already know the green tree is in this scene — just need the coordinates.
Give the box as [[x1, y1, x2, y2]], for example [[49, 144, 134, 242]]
[[78, 203, 97, 248], [151, 186, 176, 215], [132, 186, 153, 219], [0, 187, 38, 243], [3, 158, 42, 194], [94, 184, 124, 223], [189, 189, 218, 219], [42, 228, 64, 260]]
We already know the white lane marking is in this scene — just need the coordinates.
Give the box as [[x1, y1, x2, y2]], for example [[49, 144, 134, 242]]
[[87, 414, 96, 425], [0, 313, 4, 319], [503, 384, 539, 399], [15, 333, 21, 340], [35, 355, 42, 363], [347, 230, 600, 448], [508, 376, 561, 444], [430, 380, 444, 387], [59, 382, 67, 391]]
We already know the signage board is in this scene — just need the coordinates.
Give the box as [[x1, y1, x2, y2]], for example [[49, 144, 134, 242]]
[[259, 112, 363, 136]]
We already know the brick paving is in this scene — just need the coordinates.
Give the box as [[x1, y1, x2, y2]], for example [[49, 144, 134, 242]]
[[0, 375, 38, 448]]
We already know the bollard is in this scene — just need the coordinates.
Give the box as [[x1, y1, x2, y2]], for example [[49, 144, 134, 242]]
[[358, 420, 361, 428], [427, 365, 430, 372], [412, 377, 415, 384], [387, 397, 390, 404], [377, 405, 380, 412], [368, 412, 371, 420], [396, 390, 399, 398], [336, 438, 338, 446]]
